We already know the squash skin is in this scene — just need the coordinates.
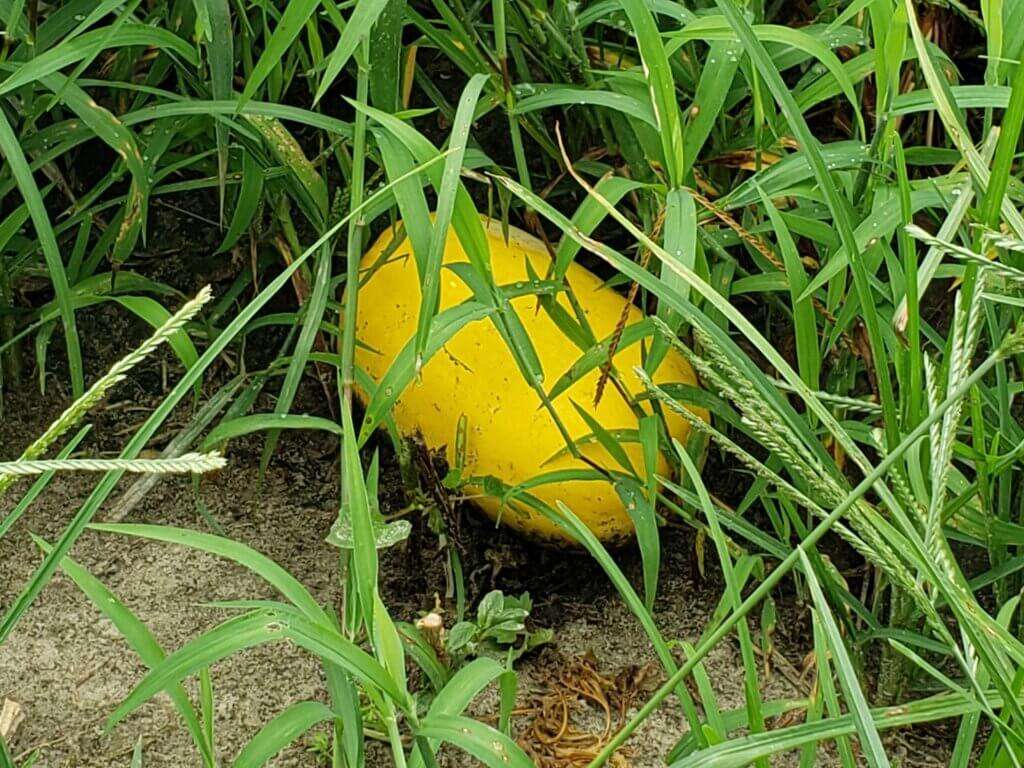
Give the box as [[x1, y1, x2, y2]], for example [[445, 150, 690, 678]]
[[354, 217, 705, 545]]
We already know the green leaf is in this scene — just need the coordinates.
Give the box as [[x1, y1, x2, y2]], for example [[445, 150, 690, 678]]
[[0, 24, 197, 96], [217, 150, 264, 253], [238, 0, 320, 110], [260, 240, 334, 473], [340, 396, 377, 633], [197, 0, 233, 219], [799, 550, 891, 768], [416, 714, 533, 768], [105, 610, 290, 730], [374, 135, 432, 276], [315, 0, 396, 104], [614, 477, 659, 610], [546, 319, 654, 401], [232, 701, 334, 768], [757, 189, 819, 388], [33, 537, 214, 767], [476, 590, 504, 625], [372, 594, 408, 698], [552, 176, 649, 280], [106, 607, 402, 732], [682, 40, 741, 175], [109, 296, 200, 374], [358, 301, 493, 444], [646, 187, 696, 373], [89, 524, 327, 622], [670, 17, 864, 136], [569, 400, 636, 474], [246, 115, 328, 223], [619, 0, 684, 183], [413, 73, 489, 369], [369, 0, 406, 111], [446, 621, 477, 653], [514, 86, 657, 127], [668, 690, 999, 767], [325, 515, 411, 550], [0, 110, 83, 396], [201, 414, 343, 450]]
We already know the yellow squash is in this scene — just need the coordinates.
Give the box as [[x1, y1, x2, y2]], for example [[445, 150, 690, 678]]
[[354, 217, 704, 544]]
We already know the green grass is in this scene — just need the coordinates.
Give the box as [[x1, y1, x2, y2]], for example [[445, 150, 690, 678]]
[[2, 0, 1024, 766]]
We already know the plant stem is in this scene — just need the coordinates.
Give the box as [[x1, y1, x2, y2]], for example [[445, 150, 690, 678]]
[[341, 41, 371, 415]]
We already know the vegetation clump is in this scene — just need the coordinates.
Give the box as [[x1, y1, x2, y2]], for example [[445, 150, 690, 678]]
[[1, 0, 1024, 766]]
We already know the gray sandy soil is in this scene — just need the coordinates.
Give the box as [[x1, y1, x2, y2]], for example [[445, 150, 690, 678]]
[[0, 373, 948, 767]]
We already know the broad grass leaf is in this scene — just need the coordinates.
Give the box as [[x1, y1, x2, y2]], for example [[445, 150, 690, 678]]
[[89, 523, 328, 621], [33, 537, 215, 766], [415, 714, 532, 768], [201, 414, 344, 449], [232, 701, 335, 768]]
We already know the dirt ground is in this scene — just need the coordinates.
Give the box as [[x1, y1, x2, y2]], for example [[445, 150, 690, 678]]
[[0, 321, 952, 767]]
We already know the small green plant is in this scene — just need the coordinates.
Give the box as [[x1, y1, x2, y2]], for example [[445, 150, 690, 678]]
[[304, 730, 331, 765], [446, 590, 553, 664]]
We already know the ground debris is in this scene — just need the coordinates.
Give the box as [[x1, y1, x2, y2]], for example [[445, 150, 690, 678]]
[[0, 698, 24, 741], [514, 651, 660, 768]]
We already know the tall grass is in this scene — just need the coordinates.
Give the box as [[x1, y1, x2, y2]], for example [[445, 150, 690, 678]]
[[1, 0, 1023, 766]]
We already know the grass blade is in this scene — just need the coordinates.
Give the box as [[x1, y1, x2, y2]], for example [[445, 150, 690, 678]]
[[413, 73, 488, 370], [415, 714, 532, 768], [315, 0, 394, 104], [619, 0, 684, 183], [800, 550, 890, 767], [0, 110, 83, 396], [232, 701, 334, 768], [237, 0, 319, 110], [89, 523, 327, 622], [33, 537, 215, 766]]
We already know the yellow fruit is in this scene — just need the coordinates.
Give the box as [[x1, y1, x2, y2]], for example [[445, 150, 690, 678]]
[[354, 217, 704, 545]]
